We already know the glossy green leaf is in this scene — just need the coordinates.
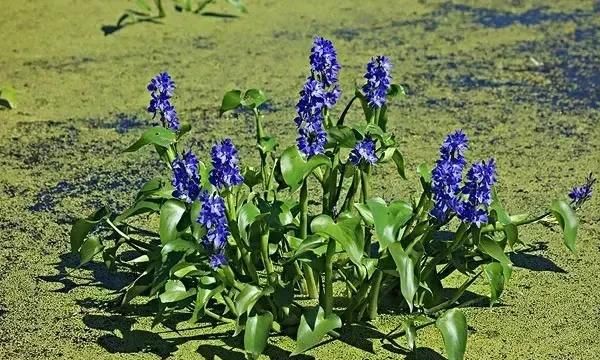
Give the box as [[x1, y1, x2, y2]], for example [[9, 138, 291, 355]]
[[478, 235, 512, 283], [70, 207, 109, 252], [159, 279, 196, 303], [551, 199, 578, 252], [242, 88, 267, 108], [219, 89, 242, 115], [380, 148, 406, 179], [388, 242, 418, 311], [79, 236, 104, 266], [327, 126, 356, 148], [159, 200, 186, 244], [311, 214, 364, 266], [417, 163, 432, 183], [171, 263, 198, 278], [237, 202, 261, 242], [280, 146, 331, 192], [367, 198, 412, 250], [483, 262, 504, 305], [354, 203, 374, 226], [292, 306, 342, 355], [436, 308, 468, 360], [161, 238, 197, 258], [244, 311, 273, 359], [235, 284, 263, 316], [286, 234, 328, 259], [388, 83, 406, 98], [191, 283, 224, 323], [401, 319, 417, 351], [258, 136, 278, 154], [114, 200, 160, 223], [124, 126, 176, 152]]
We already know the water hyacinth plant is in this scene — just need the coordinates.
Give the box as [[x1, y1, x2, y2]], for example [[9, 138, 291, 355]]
[[69, 37, 594, 359]]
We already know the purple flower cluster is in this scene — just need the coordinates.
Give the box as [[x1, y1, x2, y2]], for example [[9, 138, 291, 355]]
[[294, 37, 343, 158], [197, 192, 229, 270], [569, 173, 595, 206], [456, 159, 497, 226], [430, 131, 497, 227], [294, 78, 328, 158], [309, 36, 341, 107], [209, 139, 244, 189], [362, 56, 392, 109], [147, 72, 180, 131], [349, 137, 378, 166], [171, 150, 201, 203]]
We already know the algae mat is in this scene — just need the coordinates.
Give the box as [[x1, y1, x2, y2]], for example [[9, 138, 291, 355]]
[[1, 0, 599, 359]]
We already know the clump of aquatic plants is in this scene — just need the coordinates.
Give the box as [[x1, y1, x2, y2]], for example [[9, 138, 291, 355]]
[[70, 37, 594, 359], [107, 0, 246, 34]]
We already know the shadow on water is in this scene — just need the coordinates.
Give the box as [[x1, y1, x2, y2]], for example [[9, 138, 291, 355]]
[[88, 113, 151, 134], [102, 13, 163, 36], [509, 252, 566, 273], [37, 253, 138, 293]]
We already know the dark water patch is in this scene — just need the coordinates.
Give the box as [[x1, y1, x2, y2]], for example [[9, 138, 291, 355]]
[[391, 3, 596, 32], [450, 74, 524, 89], [23, 56, 95, 73], [0, 121, 80, 168], [425, 97, 466, 109], [87, 113, 151, 134], [332, 28, 360, 41], [29, 164, 156, 213], [272, 30, 304, 41]]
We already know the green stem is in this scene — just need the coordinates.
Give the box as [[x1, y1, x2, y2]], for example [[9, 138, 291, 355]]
[[154, 0, 166, 17], [422, 223, 469, 280], [367, 270, 384, 320], [260, 228, 275, 281], [360, 166, 371, 203], [341, 169, 359, 212], [324, 239, 336, 316], [337, 96, 358, 126], [299, 178, 318, 299], [481, 212, 551, 233], [253, 108, 268, 192]]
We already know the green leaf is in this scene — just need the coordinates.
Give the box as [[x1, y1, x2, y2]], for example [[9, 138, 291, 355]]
[[401, 319, 417, 351], [242, 88, 267, 109], [388, 83, 406, 98], [280, 146, 331, 192], [124, 127, 177, 152], [258, 136, 278, 154], [388, 242, 418, 311], [159, 200, 186, 244], [135, 0, 152, 12], [551, 199, 578, 252], [354, 203, 374, 226], [367, 198, 412, 250], [161, 238, 197, 258], [327, 126, 357, 148], [114, 200, 160, 223], [70, 207, 109, 252], [483, 262, 504, 305], [311, 214, 364, 267], [436, 309, 468, 360], [159, 280, 196, 303], [242, 166, 262, 189], [380, 148, 406, 179], [286, 234, 328, 259], [417, 163, 432, 183], [237, 202, 261, 243], [79, 236, 104, 266], [244, 311, 273, 359], [292, 306, 342, 355], [478, 236, 512, 283], [0, 86, 17, 109], [177, 123, 192, 139], [235, 284, 263, 316], [191, 283, 224, 323], [219, 90, 242, 115], [171, 263, 198, 278]]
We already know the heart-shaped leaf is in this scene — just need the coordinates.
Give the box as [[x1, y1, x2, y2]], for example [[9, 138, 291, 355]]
[[70, 207, 109, 252], [551, 199, 578, 252], [388, 242, 418, 311], [124, 126, 177, 152], [160, 200, 186, 244], [280, 146, 331, 192], [292, 306, 342, 355], [244, 311, 273, 359], [79, 236, 104, 266], [311, 214, 364, 266], [219, 89, 242, 115], [436, 308, 468, 360]]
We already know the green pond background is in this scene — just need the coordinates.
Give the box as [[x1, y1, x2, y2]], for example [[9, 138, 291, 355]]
[[1, 0, 599, 359]]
